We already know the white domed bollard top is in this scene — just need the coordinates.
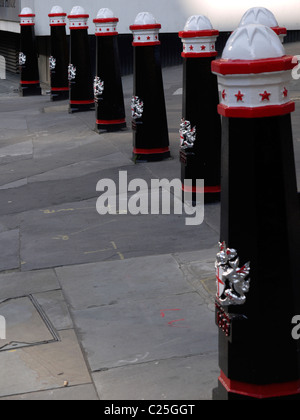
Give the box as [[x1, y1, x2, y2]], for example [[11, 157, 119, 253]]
[[19, 7, 35, 26], [211, 24, 297, 118], [129, 12, 161, 46], [239, 7, 287, 42], [93, 8, 119, 36], [49, 5, 67, 26], [179, 15, 219, 57], [68, 6, 89, 30]]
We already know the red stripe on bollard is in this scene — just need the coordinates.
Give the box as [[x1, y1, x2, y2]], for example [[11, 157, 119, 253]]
[[133, 147, 170, 155], [96, 119, 126, 125], [70, 100, 95, 105], [219, 371, 300, 399]]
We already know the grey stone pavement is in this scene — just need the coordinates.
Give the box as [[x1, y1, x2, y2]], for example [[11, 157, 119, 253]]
[[0, 42, 299, 401]]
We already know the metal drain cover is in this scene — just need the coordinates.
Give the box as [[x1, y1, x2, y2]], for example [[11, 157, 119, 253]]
[[0, 295, 60, 352]]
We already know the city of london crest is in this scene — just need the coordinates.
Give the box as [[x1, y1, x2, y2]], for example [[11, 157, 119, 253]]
[[68, 64, 76, 81], [216, 242, 251, 306], [19, 52, 26, 66], [49, 56, 56, 71], [131, 96, 144, 119], [180, 119, 196, 150], [94, 76, 104, 101]]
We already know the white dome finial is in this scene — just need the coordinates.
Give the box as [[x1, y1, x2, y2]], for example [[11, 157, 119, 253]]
[[97, 8, 114, 19], [222, 24, 285, 61], [50, 5, 64, 15], [184, 15, 213, 32], [70, 6, 86, 16], [20, 7, 34, 15], [134, 12, 157, 26], [239, 7, 279, 28]]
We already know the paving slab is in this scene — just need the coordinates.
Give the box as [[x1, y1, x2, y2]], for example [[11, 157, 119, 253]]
[[55, 254, 195, 311], [0, 383, 99, 401], [69, 291, 217, 372], [0, 140, 33, 164], [33, 290, 73, 331], [28, 152, 134, 183], [0, 295, 57, 352], [93, 352, 219, 401], [19, 202, 218, 271], [0, 329, 92, 398], [0, 269, 59, 302], [0, 229, 20, 271]]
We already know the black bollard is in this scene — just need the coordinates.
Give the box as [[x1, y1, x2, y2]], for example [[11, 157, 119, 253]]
[[48, 6, 69, 101], [19, 7, 41, 97], [238, 7, 287, 43], [179, 15, 221, 204], [212, 23, 300, 400], [68, 6, 94, 113], [130, 12, 170, 162], [93, 8, 126, 132]]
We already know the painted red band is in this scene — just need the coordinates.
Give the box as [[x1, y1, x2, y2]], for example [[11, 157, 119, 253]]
[[272, 26, 287, 35], [69, 26, 89, 30], [182, 184, 221, 193], [179, 29, 219, 38], [132, 41, 161, 47], [21, 80, 40, 85], [50, 23, 66, 27], [96, 119, 126, 125], [93, 18, 119, 23], [70, 100, 95, 105], [95, 32, 119, 37], [133, 147, 170, 155], [19, 14, 35, 17], [218, 102, 295, 118], [48, 13, 67, 17], [182, 52, 218, 58], [67, 14, 89, 19], [130, 24, 161, 31], [212, 55, 297, 75], [51, 87, 69, 91], [219, 371, 300, 399], [20, 23, 35, 26]]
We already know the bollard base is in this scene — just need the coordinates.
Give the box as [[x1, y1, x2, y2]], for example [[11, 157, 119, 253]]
[[19, 84, 42, 97], [69, 102, 95, 113], [96, 119, 127, 133], [51, 89, 69, 102], [133, 148, 171, 163], [213, 374, 300, 400], [180, 151, 221, 204], [181, 182, 220, 205]]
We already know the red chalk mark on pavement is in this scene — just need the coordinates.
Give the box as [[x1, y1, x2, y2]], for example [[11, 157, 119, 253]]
[[167, 319, 187, 328], [160, 309, 189, 328], [160, 309, 181, 318]]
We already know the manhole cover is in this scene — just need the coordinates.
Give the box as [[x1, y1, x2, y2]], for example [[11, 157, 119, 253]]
[[0, 295, 60, 352]]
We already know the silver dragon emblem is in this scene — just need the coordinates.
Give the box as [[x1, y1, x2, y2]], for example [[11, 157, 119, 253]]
[[68, 64, 76, 81], [180, 119, 196, 150], [19, 52, 26, 66], [49, 56, 56, 71], [131, 96, 144, 119], [94, 76, 104, 101], [216, 242, 251, 306]]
